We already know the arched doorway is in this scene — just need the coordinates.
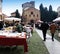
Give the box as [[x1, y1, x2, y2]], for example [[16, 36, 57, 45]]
[[30, 19, 34, 27]]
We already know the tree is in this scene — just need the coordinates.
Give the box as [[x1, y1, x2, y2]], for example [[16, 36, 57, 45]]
[[39, 3, 44, 11], [39, 3, 44, 21], [52, 11, 58, 20], [15, 9, 20, 18], [44, 7, 49, 22], [48, 5, 58, 22], [39, 4, 58, 22], [49, 5, 52, 12], [39, 4, 49, 22], [48, 5, 53, 22]]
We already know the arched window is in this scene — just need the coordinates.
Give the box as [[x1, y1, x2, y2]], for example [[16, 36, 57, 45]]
[[25, 15, 27, 17], [31, 12, 33, 14], [37, 14, 38, 17], [33, 15, 35, 17], [29, 15, 31, 17]]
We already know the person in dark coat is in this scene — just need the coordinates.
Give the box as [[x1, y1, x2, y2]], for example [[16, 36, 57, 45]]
[[0, 21, 3, 30], [41, 22, 49, 41]]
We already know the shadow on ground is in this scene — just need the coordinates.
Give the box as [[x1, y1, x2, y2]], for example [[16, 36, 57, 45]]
[[0, 46, 24, 54]]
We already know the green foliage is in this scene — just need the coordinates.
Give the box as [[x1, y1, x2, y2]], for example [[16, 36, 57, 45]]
[[39, 4, 58, 22], [49, 5, 52, 12], [15, 9, 20, 18]]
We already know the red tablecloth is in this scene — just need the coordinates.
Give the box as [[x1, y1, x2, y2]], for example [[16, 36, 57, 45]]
[[0, 36, 28, 52]]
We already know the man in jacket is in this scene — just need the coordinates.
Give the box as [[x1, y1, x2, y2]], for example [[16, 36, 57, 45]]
[[41, 22, 49, 41]]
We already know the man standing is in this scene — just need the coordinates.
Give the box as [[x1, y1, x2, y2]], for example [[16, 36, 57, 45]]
[[41, 22, 49, 41]]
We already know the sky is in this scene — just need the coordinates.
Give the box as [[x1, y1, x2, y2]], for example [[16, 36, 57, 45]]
[[2, 0, 60, 16]]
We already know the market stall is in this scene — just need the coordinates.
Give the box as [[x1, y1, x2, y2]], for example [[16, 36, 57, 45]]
[[4, 17, 21, 27], [4, 17, 21, 22], [0, 29, 28, 53]]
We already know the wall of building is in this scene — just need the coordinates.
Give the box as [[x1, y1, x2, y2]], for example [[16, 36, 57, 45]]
[[11, 13, 16, 17], [22, 7, 40, 24], [22, 1, 35, 10]]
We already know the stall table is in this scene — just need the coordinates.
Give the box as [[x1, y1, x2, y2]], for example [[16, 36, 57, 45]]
[[0, 32, 28, 53]]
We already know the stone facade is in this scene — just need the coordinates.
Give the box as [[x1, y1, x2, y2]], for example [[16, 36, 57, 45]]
[[22, 7, 40, 24], [2, 14, 8, 19]]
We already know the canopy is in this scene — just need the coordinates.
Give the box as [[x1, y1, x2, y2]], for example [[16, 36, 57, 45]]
[[4, 17, 21, 22], [0, 19, 3, 21], [53, 17, 60, 22], [37, 20, 43, 23]]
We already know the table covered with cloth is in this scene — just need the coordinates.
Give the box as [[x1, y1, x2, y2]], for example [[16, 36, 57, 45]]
[[0, 32, 28, 52]]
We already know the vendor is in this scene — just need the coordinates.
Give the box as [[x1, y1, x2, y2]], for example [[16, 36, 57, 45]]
[[15, 21, 23, 33], [12, 26, 16, 32], [0, 21, 4, 30]]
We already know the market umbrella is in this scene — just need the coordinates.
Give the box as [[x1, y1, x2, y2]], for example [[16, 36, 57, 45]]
[[53, 17, 60, 22], [37, 20, 43, 23], [4, 17, 21, 22]]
